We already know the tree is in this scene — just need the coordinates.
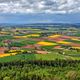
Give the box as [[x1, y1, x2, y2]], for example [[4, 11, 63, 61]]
[[66, 71, 78, 80], [3, 76, 10, 80]]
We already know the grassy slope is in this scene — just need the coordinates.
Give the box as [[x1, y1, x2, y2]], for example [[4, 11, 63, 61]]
[[0, 52, 66, 62], [1, 51, 80, 62]]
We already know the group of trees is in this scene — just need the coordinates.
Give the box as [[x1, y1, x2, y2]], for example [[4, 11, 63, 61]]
[[0, 59, 80, 80]]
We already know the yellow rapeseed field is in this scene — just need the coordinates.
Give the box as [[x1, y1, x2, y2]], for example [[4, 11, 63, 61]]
[[0, 50, 27, 58], [37, 41, 57, 46], [27, 34, 40, 37], [71, 38, 80, 41], [14, 34, 40, 39], [57, 41, 71, 44], [48, 34, 62, 38], [0, 54, 10, 58], [14, 36, 27, 39], [0, 53, 18, 58]]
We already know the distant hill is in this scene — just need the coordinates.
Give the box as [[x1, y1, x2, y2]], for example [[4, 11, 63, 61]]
[[0, 23, 80, 28]]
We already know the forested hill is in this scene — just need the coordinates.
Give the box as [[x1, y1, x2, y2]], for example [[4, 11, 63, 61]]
[[0, 23, 80, 28]]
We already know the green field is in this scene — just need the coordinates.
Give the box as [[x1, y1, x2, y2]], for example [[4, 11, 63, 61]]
[[0, 50, 80, 63], [0, 53, 65, 62]]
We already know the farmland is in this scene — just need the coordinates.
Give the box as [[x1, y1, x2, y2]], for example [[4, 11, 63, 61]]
[[0, 24, 80, 80], [0, 25, 80, 60]]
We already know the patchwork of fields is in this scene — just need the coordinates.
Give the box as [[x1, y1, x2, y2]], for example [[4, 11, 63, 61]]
[[0, 27, 80, 61]]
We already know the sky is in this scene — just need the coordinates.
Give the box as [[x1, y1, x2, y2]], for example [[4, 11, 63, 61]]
[[0, 0, 80, 24]]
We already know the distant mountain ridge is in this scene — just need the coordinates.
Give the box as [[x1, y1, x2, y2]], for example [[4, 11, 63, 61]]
[[0, 23, 80, 28]]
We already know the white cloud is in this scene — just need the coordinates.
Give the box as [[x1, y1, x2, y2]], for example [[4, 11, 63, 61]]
[[0, 0, 80, 14]]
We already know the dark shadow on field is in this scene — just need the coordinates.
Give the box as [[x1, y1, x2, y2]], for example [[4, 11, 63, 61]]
[[20, 53, 36, 61]]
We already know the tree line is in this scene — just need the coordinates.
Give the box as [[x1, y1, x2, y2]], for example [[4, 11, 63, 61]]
[[0, 59, 80, 80]]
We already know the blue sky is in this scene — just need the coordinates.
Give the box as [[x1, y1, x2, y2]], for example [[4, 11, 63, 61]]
[[0, 0, 80, 24]]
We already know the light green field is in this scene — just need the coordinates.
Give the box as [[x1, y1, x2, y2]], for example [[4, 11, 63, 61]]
[[0, 51, 80, 62]]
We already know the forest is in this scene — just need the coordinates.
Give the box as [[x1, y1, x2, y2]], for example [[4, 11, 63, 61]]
[[0, 59, 80, 80]]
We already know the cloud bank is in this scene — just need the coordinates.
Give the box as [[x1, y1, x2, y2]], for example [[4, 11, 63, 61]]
[[0, 0, 80, 14]]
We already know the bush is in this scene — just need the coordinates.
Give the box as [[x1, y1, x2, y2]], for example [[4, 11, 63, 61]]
[[66, 71, 78, 80]]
